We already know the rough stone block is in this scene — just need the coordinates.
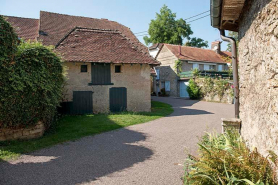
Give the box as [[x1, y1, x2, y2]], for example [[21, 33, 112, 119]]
[[221, 118, 241, 133], [13, 130, 23, 139]]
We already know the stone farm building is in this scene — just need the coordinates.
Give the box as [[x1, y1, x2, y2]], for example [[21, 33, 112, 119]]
[[150, 43, 231, 97], [211, 0, 278, 156], [5, 11, 159, 113]]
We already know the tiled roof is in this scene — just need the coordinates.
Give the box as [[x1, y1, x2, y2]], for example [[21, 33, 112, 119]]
[[164, 44, 231, 64], [4, 16, 39, 40], [39, 11, 148, 53], [55, 27, 159, 65], [149, 43, 163, 50]]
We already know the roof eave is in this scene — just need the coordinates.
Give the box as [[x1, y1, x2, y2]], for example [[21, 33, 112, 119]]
[[210, 0, 246, 32]]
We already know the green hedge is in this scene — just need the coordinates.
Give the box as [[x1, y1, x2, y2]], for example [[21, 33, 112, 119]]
[[0, 16, 64, 129], [187, 79, 201, 100]]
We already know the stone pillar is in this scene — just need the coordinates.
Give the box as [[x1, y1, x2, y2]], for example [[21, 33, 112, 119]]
[[221, 118, 241, 133]]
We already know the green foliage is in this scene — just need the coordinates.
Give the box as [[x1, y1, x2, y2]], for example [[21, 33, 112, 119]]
[[143, 36, 152, 46], [215, 79, 230, 100], [185, 37, 209, 48], [199, 77, 232, 100], [227, 31, 239, 52], [184, 130, 278, 185], [0, 16, 18, 62], [192, 69, 200, 77], [202, 77, 214, 95], [144, 5, 193, 45], [0, 38, 64, 128], [174, 59, 182, 74], [187, 79, 201, 100]]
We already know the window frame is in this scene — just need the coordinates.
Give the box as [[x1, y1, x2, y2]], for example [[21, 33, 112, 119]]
[[218, 65, 223, 71], [165, 81, 170, 91], [193, 63, 199, 70], [80, 64, 88, 73], [115, 65, 121, 73]]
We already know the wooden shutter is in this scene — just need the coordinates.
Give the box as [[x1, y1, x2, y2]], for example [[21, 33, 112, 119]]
[[91, 63, 111, 85]]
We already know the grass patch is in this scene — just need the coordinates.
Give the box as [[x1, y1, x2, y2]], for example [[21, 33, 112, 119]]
[[0, 101, 173, 161]]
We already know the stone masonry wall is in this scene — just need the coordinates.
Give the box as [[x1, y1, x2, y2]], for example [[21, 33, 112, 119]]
[[64, 62, 151, 113], [156, 46, 179, 96], [195, 78, 233, 104], [238, 0, 278, 156], [0, 122, 45, 141]]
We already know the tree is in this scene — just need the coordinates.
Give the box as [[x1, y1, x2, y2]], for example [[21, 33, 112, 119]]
[[144, 5, 193, 45], [185, 37, 209, 48], [0, 16, 64, 129], [226, 31, 238, 52]]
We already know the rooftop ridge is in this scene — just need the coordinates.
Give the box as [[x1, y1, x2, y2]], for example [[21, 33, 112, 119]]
[[2, 15, 39, 20], [164, 43, 215, 52], [40, 10, 109, 22]]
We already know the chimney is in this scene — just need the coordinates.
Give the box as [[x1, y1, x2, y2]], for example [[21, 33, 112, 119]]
[[211, 41, 221, 54]]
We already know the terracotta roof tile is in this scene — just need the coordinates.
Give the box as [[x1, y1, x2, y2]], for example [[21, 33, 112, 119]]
[[39, 11, 147, 53], [55, 27, 159, 65], [164, 44, 231, 64], [4, 16, 39, 41], [149, 43, 163, 50]]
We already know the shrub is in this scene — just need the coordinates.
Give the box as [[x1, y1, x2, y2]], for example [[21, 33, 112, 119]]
[[0, 17, 64, 129], [184, 130, 278, 185], [0, 16, 18, 61], [187, 79, 201, 99], [192, 69, 200, 77]]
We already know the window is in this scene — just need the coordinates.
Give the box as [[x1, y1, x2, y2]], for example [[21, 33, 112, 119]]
[[81, 65, 88, 73], [209, 65, 215, 70], [218, 65, 223, 71], [89, 63, 112, 85], [165, 81, 170, 91], [155, 68, 160, 80], [115, 65, 121, 73], [193, 63, 199, 70], [204, 64, 210, 70]]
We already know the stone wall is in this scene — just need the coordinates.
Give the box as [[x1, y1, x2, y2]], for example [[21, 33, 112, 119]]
[[195, 78, 233, 104], [0, 122, 45, 141], [63, 62, 151, 113], [156, 45, 179, 96], [238, 0, 278, 156]]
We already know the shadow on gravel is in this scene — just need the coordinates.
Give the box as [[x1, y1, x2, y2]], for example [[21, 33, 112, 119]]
[[0, 128, 153, 185]]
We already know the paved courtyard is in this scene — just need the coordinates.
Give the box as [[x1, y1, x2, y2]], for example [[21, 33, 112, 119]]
[[0, 97, 234, 185]]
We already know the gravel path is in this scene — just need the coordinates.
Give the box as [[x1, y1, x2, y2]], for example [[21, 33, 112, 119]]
[[0, 97, 234, 185]]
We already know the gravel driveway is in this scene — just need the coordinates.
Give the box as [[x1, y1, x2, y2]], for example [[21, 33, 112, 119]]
[[0, 97, 234, 185]]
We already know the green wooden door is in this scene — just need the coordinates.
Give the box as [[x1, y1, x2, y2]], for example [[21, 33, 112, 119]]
[[109, 87, 127, 112], [73, 91, 93, 114]]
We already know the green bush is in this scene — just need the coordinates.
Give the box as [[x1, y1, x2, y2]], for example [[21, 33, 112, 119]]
[[187, 79, 201, 99], [0, 16, 18, 61], [184, 130, 278, 185], [0, 16, 64, 129]]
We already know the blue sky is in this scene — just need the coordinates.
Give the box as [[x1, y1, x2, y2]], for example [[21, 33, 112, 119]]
[[1, 0, 227, 50]]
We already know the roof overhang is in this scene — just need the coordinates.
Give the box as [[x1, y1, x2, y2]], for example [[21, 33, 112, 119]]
[[210, 0, 246, 32]]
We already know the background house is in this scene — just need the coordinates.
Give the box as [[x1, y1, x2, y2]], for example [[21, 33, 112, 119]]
[[5, 11, 159, 114], [211, 0, 278, 156], [152, 43, 231, 97]]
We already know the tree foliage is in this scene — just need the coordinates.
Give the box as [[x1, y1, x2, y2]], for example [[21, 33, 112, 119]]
[[0, 16, 64, 129], [187, 79, 201, 100], [184, 37, 208, 48], [226, 31, 238, 52], [144, 5, 193, 45]]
